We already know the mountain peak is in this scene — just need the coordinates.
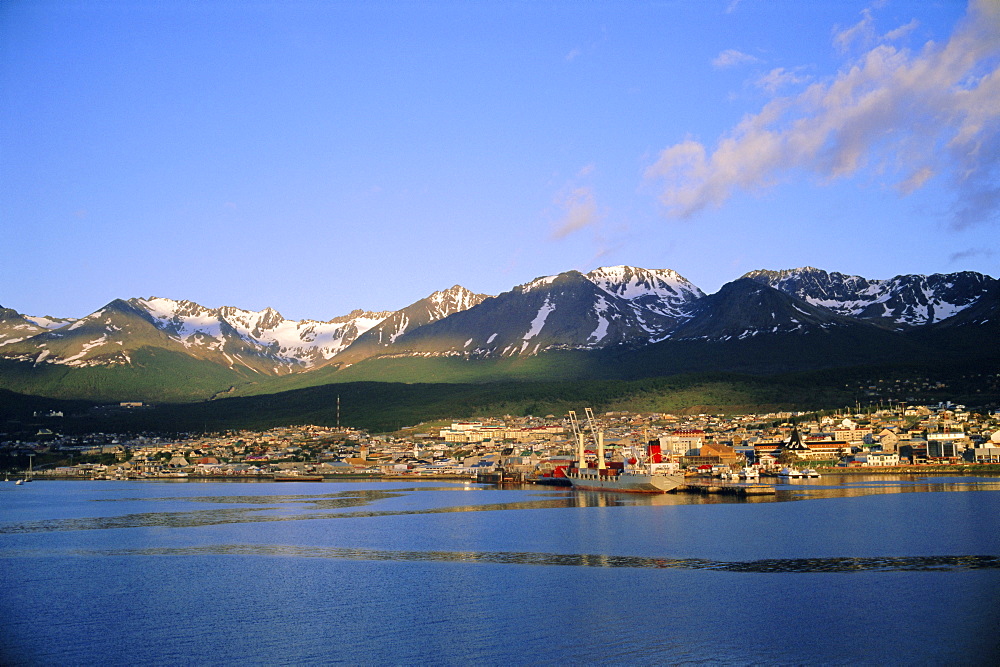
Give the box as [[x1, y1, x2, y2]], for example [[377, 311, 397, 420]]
[[519, 271, 589, 293]]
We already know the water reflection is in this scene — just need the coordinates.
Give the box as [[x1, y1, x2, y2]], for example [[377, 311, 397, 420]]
[[33, 544, 1000, 573], [3, 476, 997, 535], [773, 474, 1000, 501], [0, 492, 581, 534]]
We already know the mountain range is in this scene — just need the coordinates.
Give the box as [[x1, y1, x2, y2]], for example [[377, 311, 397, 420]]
[[1, 265, 997, 402]]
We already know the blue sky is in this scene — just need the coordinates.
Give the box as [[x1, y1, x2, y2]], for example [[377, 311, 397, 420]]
[[2, 0, 997, 321]]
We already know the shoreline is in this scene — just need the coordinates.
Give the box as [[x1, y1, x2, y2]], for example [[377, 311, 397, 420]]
[[813, 465, 1000, 475], [18, 467, 1000, 482]]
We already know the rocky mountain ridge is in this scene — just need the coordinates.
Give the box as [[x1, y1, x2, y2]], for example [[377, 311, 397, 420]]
[[742, 267, 995, 329], [1, 266, 995, 379]]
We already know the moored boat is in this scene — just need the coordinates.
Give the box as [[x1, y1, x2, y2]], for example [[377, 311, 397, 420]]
[[565, 465, 685, 493], [563, 409, 684, 494]]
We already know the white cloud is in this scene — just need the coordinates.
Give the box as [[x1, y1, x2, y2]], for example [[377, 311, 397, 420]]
[[646, 0, 1000, 229], [712, 49, 762, 69]]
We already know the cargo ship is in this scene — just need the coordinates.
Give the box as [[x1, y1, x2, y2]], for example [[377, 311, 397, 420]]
[[564, 464, 685, 493], [564, 409, 685, 494]]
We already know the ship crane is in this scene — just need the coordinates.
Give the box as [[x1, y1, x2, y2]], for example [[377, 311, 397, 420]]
[[562, 409, 685, 494], [583, 408, 606, 470], [567, 411, 585, 470]]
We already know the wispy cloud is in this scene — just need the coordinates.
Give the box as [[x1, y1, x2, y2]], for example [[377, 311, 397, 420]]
[[712, 49, 762, 70], [885, 19, 919, 42], [755, 67, 811, 93], [833, 8, 876, 53], [551, 186, 600, 240], [949, 247, 995, 262], [646, 0, 1000, 229]]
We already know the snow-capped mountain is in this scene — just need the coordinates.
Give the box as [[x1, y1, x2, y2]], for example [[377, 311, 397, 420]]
[[371, 267, 705, 360], [584, 265, 704, 320], [0, 299, 194, 370], [665, 278, 874, 342], [743, 268, 997, 329], [134, 297, 393, 369], [0, 297, 399, 373], [1, 265, 995, 394], [0, 285, 487, 374], [333, 286, 488, 364]]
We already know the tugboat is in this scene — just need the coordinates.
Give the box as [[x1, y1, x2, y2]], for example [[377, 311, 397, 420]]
[[563, 409, 684, 494]]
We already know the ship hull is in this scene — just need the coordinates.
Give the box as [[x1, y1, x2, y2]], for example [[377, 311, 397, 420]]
[[565, 470, 684, 494]]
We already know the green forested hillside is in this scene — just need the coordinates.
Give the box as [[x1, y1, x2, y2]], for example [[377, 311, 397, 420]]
[[0, 349, 257, 403], [3, 374, 849, 434]]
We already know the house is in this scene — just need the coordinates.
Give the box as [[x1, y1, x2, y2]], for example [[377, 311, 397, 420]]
[[876, 429, 899, 453], [854, 451, 900, 467]]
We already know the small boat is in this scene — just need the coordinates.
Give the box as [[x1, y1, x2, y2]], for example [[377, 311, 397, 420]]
[[18, 457, 33, 484], [778, 467, 803, 478], [801, 468, 821, 478], [739, 467, 760, 481]]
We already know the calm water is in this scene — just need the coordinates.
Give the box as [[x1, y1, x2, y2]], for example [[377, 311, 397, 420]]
[[2, 475, 1000, 665]]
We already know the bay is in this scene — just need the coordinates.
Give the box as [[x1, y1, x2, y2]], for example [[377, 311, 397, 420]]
[[2, 475, 999, 665]]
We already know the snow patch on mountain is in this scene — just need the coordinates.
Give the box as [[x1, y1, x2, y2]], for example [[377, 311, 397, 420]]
[[24, 315, 77, 330], [62, 335, 109, 364], [523, 275, 559, 293], [524, 298, 555, 340], [589, 295, 611, 342]]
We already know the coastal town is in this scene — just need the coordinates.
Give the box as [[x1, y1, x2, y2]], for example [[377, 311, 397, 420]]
[[5, 401, 1000, 482]]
